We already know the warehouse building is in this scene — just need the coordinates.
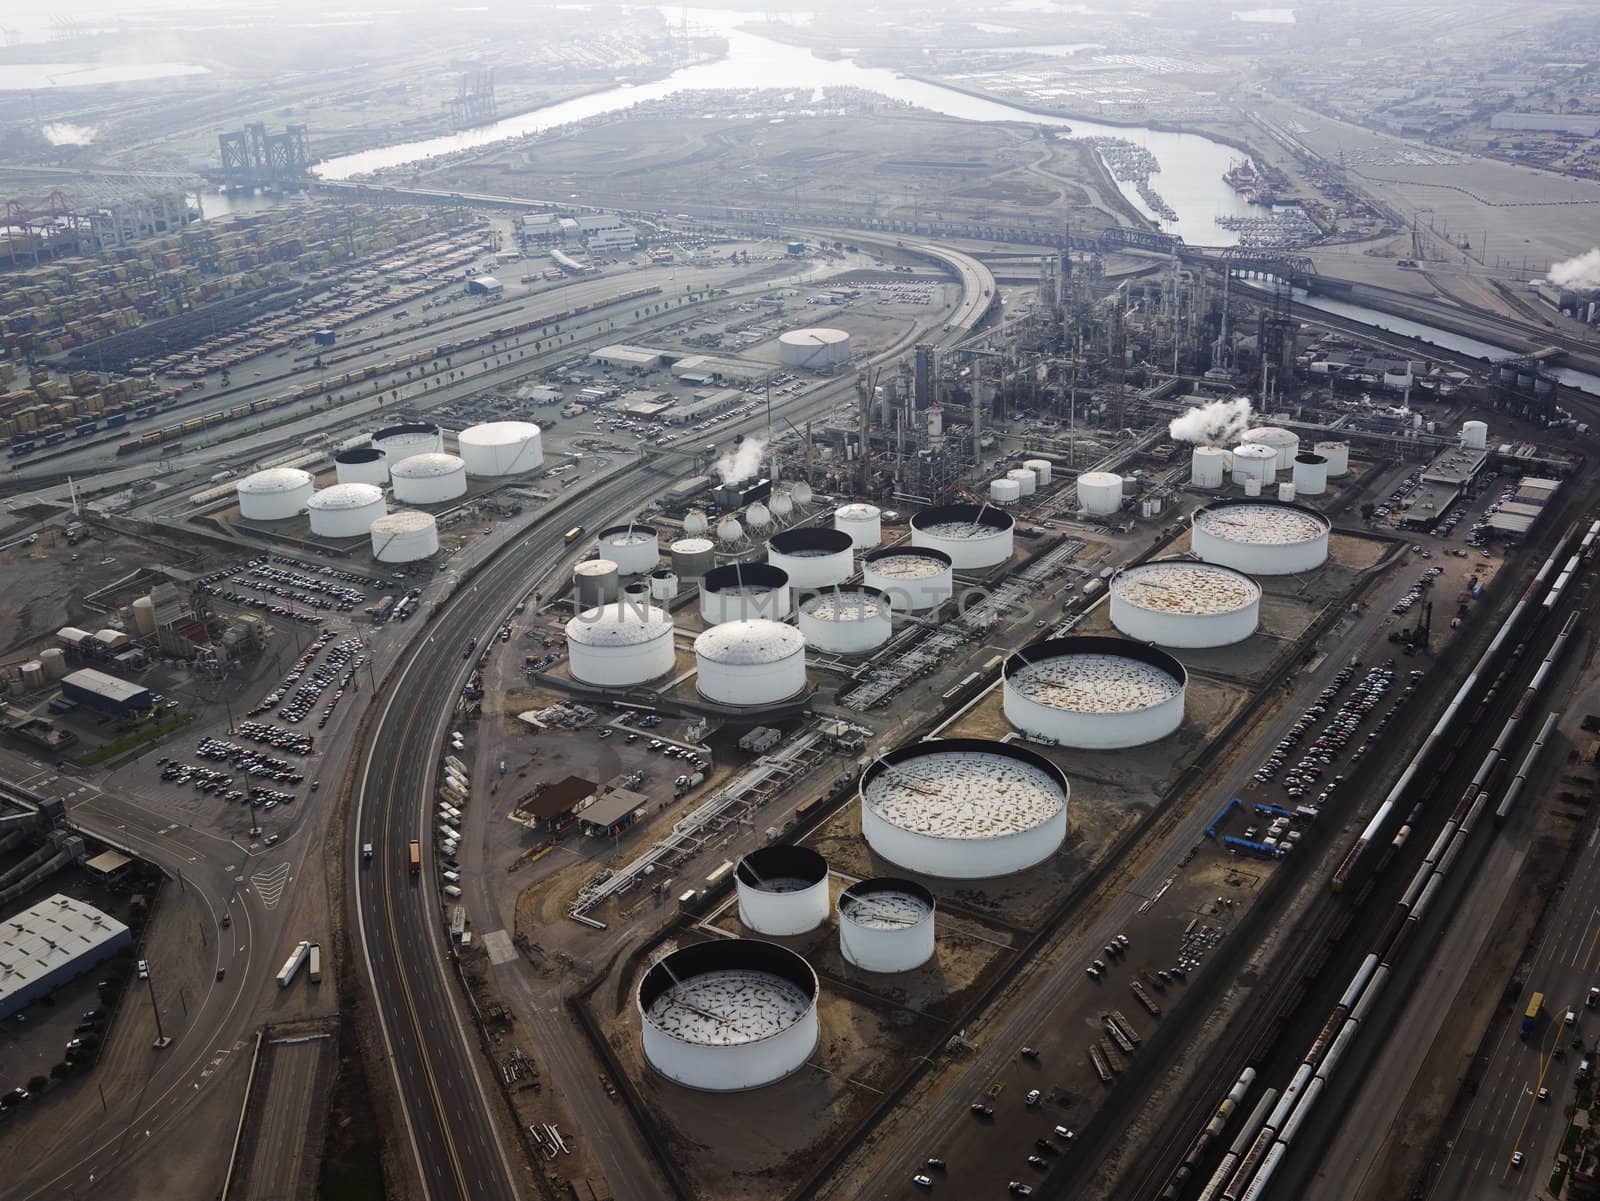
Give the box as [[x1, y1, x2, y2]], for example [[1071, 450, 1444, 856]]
[[590, 344, 666, 372], [465, 275, 503, 297], [0, 895, 131, 1019], [61, 667, 151, 715], [667, 389, 746, 425], [514, 776, 598, 834], [670, 354, 768, 384]]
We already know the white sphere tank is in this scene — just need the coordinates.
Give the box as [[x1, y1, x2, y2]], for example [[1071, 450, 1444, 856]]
[[638, 940, 818, 1092], [1190, 445, 1229, 489], [1314, 441, 1350, 478], [334, 446, 389, 486], [372, 421, 443, 460], [597, 524, 661, 576], [1461, 420, 1488, 450], [370, 510, 439, 561], [457, 421, 544, 476], [236, 467, 314, 521], [1111, 560, 1261, 647], [565, 601, 676, 687], [390, 452, 468, 504], [670, 537, 716, 579], [700, 563, 791, 625], [909, 504, 1015, 570], [1003, 637, 1187, 749], [1191, 500, 1331, 575], [1278, 482, 1297, 502], [574, 558, 622, 607], [746, 502, 772, 531], [766, 527, 854, 589], [1292, 453, 1329, 496], [717, 517, 745, 545], [833, 503, 882, 549], [861, 547, 953, 612], [1231, 443, 1278, 484], [991, 478, 1022, 505], [684, 510, 709, 537], [736, 846, 829, 936], [839, 878, 935, 973], [1077, 471, 1124, 516], [649, 569, 680, 602], [777, 326, 851, 369], [1244, 425, 1301, 471], [1007, 468, 1038, 497], [694, 620, 807, 706], [797, 586, 893, 654], [860, 738, 1069, 878], [771, 490, 795, 521], [791, 481, 814, 508], [307, 482, 386, 539], [1023, 458, 1053, 486]]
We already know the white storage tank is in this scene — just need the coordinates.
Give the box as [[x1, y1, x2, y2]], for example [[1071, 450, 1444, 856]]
[[736, 846, 830, 936], [638, 940, 819, 1092], [457, 421, 544, 476], [909, 504, 1015, 570], [1191, 499, 1331, 575], [597, 523, 661, 576], [1461, 420, 1489, 450], [694, 620, 807, 706], [1007, 468, 1038, 497], [574, 558, 622, 607], [1111, 560, 1261, 647], [833, 503, 882, 549], [38, 647, 68, 680], [1292, 453, 1329, 497], [307, 482, 386, 539], [1231, 443, 1278, 485], [684, 510, 710, 537], [1023, 458, 1053, 487], [770, 490, 795, 522], [990, 478, 1022, 505], [838, 878, 936, 973], [777, 327, 851, 369], [766, 527, 854, 590], [1243, 426, 1301, 471], [1076, 471, 1124, 516], [372, 421, 443, 460], [670, 537, 716, 579], [746, 503, 772, 533], [390, 453, 468, 504], [716, 516, 745, 546], [370, 510, 439, 562], [20, 660, 44, 689], [1003, 636, 1187, 749], [1314, 441, 1350, 478], [797, 586, 893, 654], [131, 596, 156, 635], [1190, 445, 1228, 489], [861, 547, 953, 612], [649, 569, 680, 602], [334, 446, 389, 486], [699, 563, 791, 625], [859, 738, 1069, 878], [1278, 482, 1297, 502], [236, 467, 314, 521], [565, 601, 676, 687], [1243, 477, 1263, 498]]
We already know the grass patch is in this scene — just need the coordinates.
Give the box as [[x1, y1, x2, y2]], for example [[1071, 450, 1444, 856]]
[[80, 711, 194, 765]]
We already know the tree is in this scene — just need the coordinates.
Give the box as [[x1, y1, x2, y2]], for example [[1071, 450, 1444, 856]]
[[1361, 503, 1377, 521], [28, 1075, 49, 1093]]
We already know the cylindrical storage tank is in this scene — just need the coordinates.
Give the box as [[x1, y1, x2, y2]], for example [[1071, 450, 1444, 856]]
[[20, 660, 44, 689], [1243, 426, 1301, 471], [307, 482, 386, 539], [389, 453, 467, 504], [1110, 560, 1261, 648], [597, 524, 661, 576], [638, 940, 818, 1091], [1291, 453, 1328, 496], [236, 467, 314, 520], [990, 477, 1022, 505], [861, 547, 953, 612], [650, 569, 679, 601], [1461, 420, 1488, 450], [1190, 445, 1228, 489], [1231, 443, 1278, 484], [694, 620, 807, 706], [1313, 441, 1349, 478], [839, 878, 936, 973], [565, 601, 676, 687], [372, 421, 443, 460], [370, 510, 439, 562], [797, 586, 892, 654], [1278, 482, 1297, 502], [1007, 468, 1037, 497], [1191, 499, 1331, 575], [859, 738, 1068, 878], [1023, 458, 1053, 486], [1243, 477, 1263, 497], [38, 647, 68, 680], [699, 563, 791, 625], [334, 446, 389, 486], [622, 581, 650, 603], [1003, 636, 1187, 749], [777, 327, 851, 369], [736, 846, 829, 936], [1076, 471, 1124, 516], [833, 503, 882, 549], [131, 596, 156, 635], [670, 537, 716, 579], [457, 421, 544, 476], [766, 527, 854, 590], [574, 559, 622, 607], [909, 504, 1015, 569]]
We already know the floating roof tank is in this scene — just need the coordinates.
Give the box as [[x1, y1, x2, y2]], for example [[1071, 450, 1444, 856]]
[[597, 523, 661, 576], [838, 878, 935, 973], [909, 503, 1014, 569], [699, 562, 791, 625], [1003, 636, 1187, 749], [1110, 560, 1261, 648], [766, 527, 854, 590], [1191, 499, 1330, 575], [334, 446, 389, 486], [797, 586, 892, 654], [372, 421, 443, 459], [1292, 453, 1328, 496], [736, 846, 830, 936], [860, 547, 953, 612]]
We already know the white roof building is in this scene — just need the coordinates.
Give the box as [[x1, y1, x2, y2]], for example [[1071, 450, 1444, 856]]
[[0, 894, 131, 1018]]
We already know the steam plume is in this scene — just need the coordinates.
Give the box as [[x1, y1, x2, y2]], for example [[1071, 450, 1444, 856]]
[[42, 123, 97, 146], [1168, 397, 1252, 446], [714, 437, 766, 485], [1549, 249, 1600, 291]]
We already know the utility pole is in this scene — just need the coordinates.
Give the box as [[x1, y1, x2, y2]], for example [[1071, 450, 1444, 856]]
[[146, 970, 169, 1049]]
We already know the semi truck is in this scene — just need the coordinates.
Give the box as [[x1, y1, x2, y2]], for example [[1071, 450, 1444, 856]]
[[408, 840, 422, 874], [276, 940, 311, 987], [308, 943, 322, 984], [1523, 991, 1545, 1038]]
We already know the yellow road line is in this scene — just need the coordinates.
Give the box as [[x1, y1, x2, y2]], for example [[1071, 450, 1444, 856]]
[[1505, 1010, 1567, 1176]]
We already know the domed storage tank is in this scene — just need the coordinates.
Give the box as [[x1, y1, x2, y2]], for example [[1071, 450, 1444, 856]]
[[767, 527, 854, 590], [638, 940, 819, 1092], [131, 596, 156, 635], [859, 738, 1069, 878], [861, 547, 953, 612], [1314, 441, 1350, 478], [797, 587, 892, 654], [458, 421, 544, 476], [694, 620, 807, 706], [236, 467, 314, 521], [1231, 443, 1278, 484], [650, 569, 680, 602], [370, 510, 439, 562], [307, 483, 386, 539], [1190, 446, 1228, 489], [736, 847, 830, 936], [598, 524, 661, 576], [1461, 420, 1489, 450], [670, 537, 716, 579], [700, 563, 791, 625], [1076, 471, 1124, 516], [991, 478, 1022, 505], [38, 647, 68, 680], [1023, 458, 1053, 486], [335, 446, 389, 486], [1111, 560, 1261, 647], [574, 559, 621, 607], [1244, 426, 1300, 471], [1191, 499, 1330, 575], [565, 601, 676, 687], [778, 327, 851, 369], [839, 878, 935, 973], [390, 453, 468, 504], [1292, 453, 1329, 496], [1003, 636, 1187, 749], [909, 504, 1015, 570], [372, 421, 443, 460], [1007, 468, 1038, 497], [833, 503, 882, 549]]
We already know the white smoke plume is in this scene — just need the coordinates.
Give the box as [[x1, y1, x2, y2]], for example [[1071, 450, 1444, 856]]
[[714, 437, 766, 485], [1168, 397, 1252, 446], [42, 123, 97, 146], [1548, 248, 1600, 291]]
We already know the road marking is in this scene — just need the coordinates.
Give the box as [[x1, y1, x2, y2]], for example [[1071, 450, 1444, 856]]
[[1505, 1019, 1565, 1176], [250, 862, 292, 910]]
